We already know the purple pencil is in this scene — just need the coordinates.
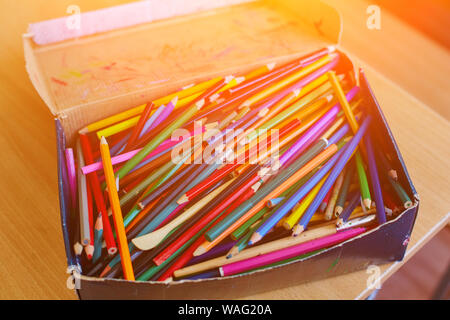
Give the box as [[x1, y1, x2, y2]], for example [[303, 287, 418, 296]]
[[64, 148, 77, 209], [364, 134, 386, 224], [186, 241, 237, 266], [294, 115, 372, 236], [220, 227, 366, 277]]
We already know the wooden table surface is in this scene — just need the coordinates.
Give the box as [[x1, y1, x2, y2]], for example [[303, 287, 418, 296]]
[[0, 0, 449, 300]]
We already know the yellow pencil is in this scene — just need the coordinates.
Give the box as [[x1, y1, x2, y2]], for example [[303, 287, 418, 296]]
[[95, 92, 200, 138], [283, 174, 328, 229], [240, 54, 333, 109], [327, 71, 371, 209], [100, 136, 135, 281], [83, 76, 223, 133]]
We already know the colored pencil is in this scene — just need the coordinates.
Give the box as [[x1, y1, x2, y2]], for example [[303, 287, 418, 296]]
[[64, 148, 77, 209], [378, 150, 398, 181], [283, 174, 329, 230], [324, 168, 345, 220], [320, 188, 332, 213], [293, 115, 371, 236], [122, 102, 154, 152], [327, 71, 371, 209], [83, 76, 222, 133], [173, 224, 340, 279], [85, 181, 95, 259], [336, 191, 361, 227], [220, 228, 366, 277], [364, 134, 386, 224], [388, 176, 413, 209], [240, 54, 333, 109], [92, 213, 103, 263], [334, 161, 355, 216], [100, 137, 135, 280], [75, 140, 91, 246], [79, 134, 117, 255]]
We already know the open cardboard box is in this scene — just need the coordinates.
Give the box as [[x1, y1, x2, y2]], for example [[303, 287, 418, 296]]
[[23, 0, 419, 299]]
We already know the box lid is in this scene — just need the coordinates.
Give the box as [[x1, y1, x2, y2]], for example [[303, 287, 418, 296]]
[[23, 0, 341, 134]]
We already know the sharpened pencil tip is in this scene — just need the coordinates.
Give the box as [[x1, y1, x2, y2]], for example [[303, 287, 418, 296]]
[[292, 225, 304, 237], [99, 266, 111, 278], [363, 198, 372, 210], [171, 96, 179, 106], [78, 127, 89, 134], [177, 194, 189, 204], [100, 136, 108, 145], [193, 245, 207, 257], [249, 232, 261, 245], [266, 62, 276, 70]]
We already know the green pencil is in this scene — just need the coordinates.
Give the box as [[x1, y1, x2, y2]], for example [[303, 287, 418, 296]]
[[355, 151, 371, 209], [334, 161, 355, 216], [388, 176, 413, 209]]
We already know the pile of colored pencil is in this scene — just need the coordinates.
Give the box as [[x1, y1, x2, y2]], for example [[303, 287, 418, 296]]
[[65, 47, 413, 282]]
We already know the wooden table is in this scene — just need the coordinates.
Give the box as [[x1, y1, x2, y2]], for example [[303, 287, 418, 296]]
[[0, 0, 448, 299]]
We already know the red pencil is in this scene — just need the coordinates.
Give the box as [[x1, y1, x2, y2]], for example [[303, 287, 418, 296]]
[[153, 171, 262, 266], [79, 134, 117, 255], [123, 102, 154, 153], [156, 186, 254, 281]]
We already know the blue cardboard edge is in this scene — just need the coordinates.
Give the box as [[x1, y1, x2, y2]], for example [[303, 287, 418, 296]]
[[55, 118, 81, 274]]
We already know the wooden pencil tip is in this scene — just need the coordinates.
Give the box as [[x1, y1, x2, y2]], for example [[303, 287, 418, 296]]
[[78, 127, 89, 134], [224, 75, 234, 84], [85, 245, 94, 259], [193, 245, 207, 257], [334, 206, 343, 217], [100, 136, 108, 145], [389, 170, 398, 181], [266, 62, 276, 70], [327, 45, 336, 53], [249, 232, 262, 245], [226, 247, 239, 259], [292, 225, 304, 237], [363, 199, 372, 210], [235, 76, 246, 84], [171, 96, 179, 106], [336, 218, 344, 228], [74, 242, 83, 256], [177, 194, 189, 205]]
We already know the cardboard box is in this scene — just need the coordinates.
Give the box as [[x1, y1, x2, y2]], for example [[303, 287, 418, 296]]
[[24, 0, 419, 299]]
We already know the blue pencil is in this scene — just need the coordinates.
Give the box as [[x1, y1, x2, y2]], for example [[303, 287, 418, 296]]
[[364, 134, 386, 224], [293, 115, 372, 236], [249, 145, 348, 244], [336, 190, 361, 227]]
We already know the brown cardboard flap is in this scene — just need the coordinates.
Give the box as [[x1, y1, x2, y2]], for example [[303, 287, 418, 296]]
[[23, 0, 341, 142]]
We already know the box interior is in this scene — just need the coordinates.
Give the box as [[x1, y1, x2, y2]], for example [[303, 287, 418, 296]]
[[24, 0, 341, 143]]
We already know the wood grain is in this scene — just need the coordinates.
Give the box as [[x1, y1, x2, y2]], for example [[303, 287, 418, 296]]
[[0, 0, 448, 299]]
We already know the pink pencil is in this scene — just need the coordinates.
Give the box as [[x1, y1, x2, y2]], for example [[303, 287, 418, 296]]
[[65, 148, 77, 208], [220, 227, 366, 277], [81, 127, 203, 174]]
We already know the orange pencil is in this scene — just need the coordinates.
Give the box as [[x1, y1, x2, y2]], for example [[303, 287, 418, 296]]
[[123, 102, 154, 152], [100, 136, 135, 281]]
